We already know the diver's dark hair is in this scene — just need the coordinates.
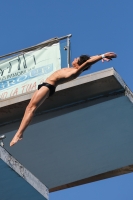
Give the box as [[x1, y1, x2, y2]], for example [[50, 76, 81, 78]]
[[78, 55, 91, 71]]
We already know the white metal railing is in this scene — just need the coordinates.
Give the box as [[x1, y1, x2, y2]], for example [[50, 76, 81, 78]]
[[0, 34, 72, 67]]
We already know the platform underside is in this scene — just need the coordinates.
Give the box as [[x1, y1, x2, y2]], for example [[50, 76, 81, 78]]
[[1, 68, 133, 192]]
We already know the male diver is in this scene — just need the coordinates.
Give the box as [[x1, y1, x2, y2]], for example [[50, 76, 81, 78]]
[[10, 52, 117, 146]]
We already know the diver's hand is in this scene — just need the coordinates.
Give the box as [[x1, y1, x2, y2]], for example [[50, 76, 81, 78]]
[[102, 52, 117, 62]]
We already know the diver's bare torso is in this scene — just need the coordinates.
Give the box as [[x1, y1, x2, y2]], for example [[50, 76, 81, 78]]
[[46, 67, 81, 87]]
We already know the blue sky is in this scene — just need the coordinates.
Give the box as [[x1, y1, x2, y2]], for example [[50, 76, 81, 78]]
[[0, 0, 133, 199]]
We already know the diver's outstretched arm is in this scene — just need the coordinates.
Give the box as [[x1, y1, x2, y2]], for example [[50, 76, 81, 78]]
[[78, 52, 117, 72]]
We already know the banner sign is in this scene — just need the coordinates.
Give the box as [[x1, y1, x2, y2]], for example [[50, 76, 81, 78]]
[[0, 43, 61, 99]]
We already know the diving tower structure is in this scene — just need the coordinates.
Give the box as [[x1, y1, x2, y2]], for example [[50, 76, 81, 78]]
[[0, 35, 133, 199]]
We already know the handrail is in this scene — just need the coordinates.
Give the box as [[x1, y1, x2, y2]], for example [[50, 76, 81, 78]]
[[0, 34, 72, 60]]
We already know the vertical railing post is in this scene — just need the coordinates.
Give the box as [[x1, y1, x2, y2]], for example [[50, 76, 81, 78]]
[[67, 36, 71, 68]]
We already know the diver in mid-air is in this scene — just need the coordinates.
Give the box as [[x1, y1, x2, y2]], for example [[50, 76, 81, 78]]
[[10, 52, 117, 146]]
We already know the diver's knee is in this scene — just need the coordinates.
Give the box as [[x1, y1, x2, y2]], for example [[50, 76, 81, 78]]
[[26, 103, 37, 114]]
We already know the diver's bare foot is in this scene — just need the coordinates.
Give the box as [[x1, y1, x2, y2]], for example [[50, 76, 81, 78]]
[[10, 134, 23, 146]]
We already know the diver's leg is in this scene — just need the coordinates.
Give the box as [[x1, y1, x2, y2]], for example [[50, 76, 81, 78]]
[[10, 86, 50, 146]]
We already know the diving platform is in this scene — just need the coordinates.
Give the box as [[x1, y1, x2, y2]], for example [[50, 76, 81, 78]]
[[0, 67, 133, 198]]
